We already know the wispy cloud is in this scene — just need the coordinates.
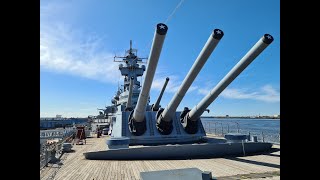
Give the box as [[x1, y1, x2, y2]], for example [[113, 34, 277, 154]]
[[198, 85, 280, 103], [40, 0, 120, 86], [151, 72, 198, 93], [40, 0, 71, 18], [40, 22, 119, 83], [198, 88, 210, 95]]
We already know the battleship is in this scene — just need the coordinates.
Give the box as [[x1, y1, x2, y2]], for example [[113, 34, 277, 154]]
[[83, 23, 275, 160], [40, 23, 279, 180]]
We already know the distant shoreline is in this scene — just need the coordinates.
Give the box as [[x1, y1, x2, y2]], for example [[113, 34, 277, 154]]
[[201, 116, 280, 120]]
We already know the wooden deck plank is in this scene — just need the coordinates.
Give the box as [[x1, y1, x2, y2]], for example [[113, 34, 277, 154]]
[[40, 135, 280, 180]]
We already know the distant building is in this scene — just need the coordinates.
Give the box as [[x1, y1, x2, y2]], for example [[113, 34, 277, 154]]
[[226, 115, 229, 118], [40, 117, 88, 129]]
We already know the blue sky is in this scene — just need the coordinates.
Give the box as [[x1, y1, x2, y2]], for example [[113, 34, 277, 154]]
[[40, 0, 280, 118]]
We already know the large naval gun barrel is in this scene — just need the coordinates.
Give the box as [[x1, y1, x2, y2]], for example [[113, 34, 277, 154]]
[[125, 76, 134, 111], [181, 34, 274, 133], [151, 77, 169, 111], [129, 23, 168, 135], [156, 29, 224, 135]]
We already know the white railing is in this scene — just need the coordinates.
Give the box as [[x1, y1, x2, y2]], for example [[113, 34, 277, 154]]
[[202, 121, 280, 143], [40, 131, 74, 169]]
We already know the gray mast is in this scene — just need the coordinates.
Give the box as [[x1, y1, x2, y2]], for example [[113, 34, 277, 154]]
[[113, 40, 147, 107]]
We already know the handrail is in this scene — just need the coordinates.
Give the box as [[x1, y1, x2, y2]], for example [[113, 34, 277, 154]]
[[40, 132, 75, 169], [202, 120, 279, 144]]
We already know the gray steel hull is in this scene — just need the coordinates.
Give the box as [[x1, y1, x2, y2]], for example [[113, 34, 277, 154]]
[[83, 142, 273, 160]]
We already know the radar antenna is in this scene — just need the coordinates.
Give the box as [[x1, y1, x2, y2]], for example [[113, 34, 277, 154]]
[[113, 40, 148, 63]]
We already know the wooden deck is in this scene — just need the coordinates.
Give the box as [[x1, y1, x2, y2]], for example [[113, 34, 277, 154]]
[[40, 134, 280, 180]]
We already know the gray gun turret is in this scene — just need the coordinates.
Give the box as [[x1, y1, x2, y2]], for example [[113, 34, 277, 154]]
[[156, 29, 224, 135], [180, 34, 274, 134], [102, 23, 275, 148], [151, 77, 169, 111], [128, 23, 168, 135]]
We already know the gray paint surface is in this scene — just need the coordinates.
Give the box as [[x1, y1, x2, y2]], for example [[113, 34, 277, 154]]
[[153, 77, 169, 110], [189, 34, 274, 120], [126, 77, 134, 108], [161, 30, 223, 122], [111, 111, 206, 145], [84, 141, 272, 160], [133, 24, 168, 122], [140, 168, 204, 180]]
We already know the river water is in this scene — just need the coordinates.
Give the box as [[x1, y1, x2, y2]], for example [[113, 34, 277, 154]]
[[201, 118, 280, 143]]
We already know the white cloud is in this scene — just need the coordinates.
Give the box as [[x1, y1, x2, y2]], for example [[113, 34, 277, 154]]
[[40, 21, 120, 83], [198, 88, 210, 95], [40, 0, 74, 20], [151, 74, 198, 93], [198, 85, 280, 103]]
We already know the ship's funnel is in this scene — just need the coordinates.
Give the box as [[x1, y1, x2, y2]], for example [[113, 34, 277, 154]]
[[156, 29, 224, 135], [182, 34, 274, 133], [129, 23, 168, 136], [125, 76, 134, 111], [151, 77, 169, 111]]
